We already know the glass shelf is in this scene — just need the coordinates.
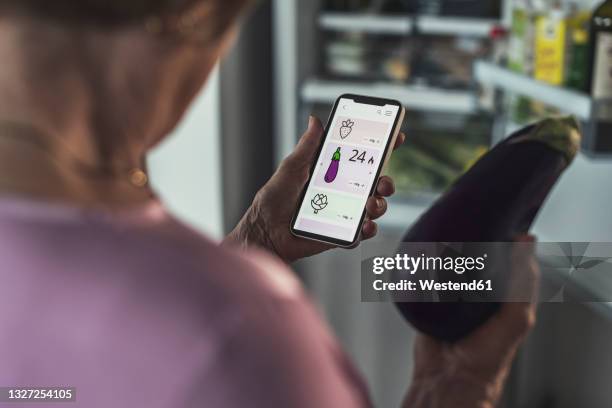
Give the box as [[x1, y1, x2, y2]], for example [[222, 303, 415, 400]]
[[474, 61, 593, 120], [474, 61, 612, 157], [301, 79, 478, 114], [319, 13, 500, 38]]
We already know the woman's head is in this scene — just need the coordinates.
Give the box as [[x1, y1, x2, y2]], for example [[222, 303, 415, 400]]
[[0, 0, 251, 40], [0, 0, 252, 169], [0, 0, 256, 53]]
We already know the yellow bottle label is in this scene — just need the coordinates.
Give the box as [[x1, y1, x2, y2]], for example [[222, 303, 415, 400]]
[[534, 15, 567, 85]]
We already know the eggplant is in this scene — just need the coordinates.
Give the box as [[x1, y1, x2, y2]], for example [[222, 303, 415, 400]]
[[325, 147, 341, 183], [396, 117, 581, 342]]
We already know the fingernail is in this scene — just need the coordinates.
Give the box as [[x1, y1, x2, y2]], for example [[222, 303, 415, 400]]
[[308, 115, 315, 130], [377, 198, 385, 209]]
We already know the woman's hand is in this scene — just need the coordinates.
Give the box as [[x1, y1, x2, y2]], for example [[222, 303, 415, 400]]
[[403, 236, 540, 408], [223, 115, 406, 263]]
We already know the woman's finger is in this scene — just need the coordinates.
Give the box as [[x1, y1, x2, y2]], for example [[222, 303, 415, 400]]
[[466, 235, 539, 350], [286, 116, 324, 168], [394, 132, 406, 151], [376, 176, 395, 197], [366, 196, 387, 220], [361, 220, 378, 240]]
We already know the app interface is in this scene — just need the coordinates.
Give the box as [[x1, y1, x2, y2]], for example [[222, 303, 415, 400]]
[[293, 98, 400, 242]]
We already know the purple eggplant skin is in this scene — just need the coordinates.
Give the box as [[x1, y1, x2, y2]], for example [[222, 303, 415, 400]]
[[325, 160, 340, 183], [396, 117, 581, 342]]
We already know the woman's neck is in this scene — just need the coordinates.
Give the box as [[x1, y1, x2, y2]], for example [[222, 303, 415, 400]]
[[0, 15, 219, 208], [0, 125, 155, 209]]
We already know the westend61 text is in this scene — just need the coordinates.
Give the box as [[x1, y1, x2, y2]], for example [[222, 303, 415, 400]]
[[373, 279, 493, 292]]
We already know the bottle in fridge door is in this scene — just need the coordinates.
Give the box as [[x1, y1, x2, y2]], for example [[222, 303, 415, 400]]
[[587, 0, 612, 153], [565, 3, 591, 91], [588, 0, 612, 99], [534, 1, 569, 86]]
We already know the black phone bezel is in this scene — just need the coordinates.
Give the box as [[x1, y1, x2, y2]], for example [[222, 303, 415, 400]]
[[290, 93, 404, 247]]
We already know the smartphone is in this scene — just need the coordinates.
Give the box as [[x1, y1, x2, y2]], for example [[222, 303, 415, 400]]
[[291, 94, 405, 247]]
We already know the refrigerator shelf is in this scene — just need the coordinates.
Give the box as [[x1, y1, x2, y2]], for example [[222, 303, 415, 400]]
[[319, 13, 500, 38], [301, 79, 479, 114], [474, 61, 612, 157], [319, 13, 412, 35], [474, 61, 593, 120]]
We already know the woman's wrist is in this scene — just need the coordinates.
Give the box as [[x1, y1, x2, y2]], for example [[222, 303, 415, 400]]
[[403, 371, 503, 408], [404, 347, 513, 408], [222, 202, 280, 257]]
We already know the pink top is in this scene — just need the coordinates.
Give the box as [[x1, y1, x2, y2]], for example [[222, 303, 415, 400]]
[[0, 197, 371, 408]]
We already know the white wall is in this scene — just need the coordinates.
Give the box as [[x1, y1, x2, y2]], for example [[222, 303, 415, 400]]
[[147, 68, 224, 240], [533, 154, 612, 242]]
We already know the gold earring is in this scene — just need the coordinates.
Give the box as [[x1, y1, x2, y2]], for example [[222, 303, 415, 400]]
[[128, 168, 148, 188]]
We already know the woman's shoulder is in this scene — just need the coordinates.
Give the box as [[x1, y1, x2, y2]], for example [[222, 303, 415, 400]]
[[0, 196, 307, 316], [0, 196, 316, 344]]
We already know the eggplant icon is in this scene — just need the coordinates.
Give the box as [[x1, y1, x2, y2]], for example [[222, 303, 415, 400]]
[[324, 147, 341, 183]]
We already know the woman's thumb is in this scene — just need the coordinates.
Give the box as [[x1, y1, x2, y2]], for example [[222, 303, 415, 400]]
[[292, 116, 324, 164]]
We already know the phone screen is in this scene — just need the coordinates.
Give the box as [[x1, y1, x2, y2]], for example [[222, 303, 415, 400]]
[[291, 95, 403, 246]]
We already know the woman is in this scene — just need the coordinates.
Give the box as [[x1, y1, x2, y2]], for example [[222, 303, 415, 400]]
[[0, 1, 539, 407]]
